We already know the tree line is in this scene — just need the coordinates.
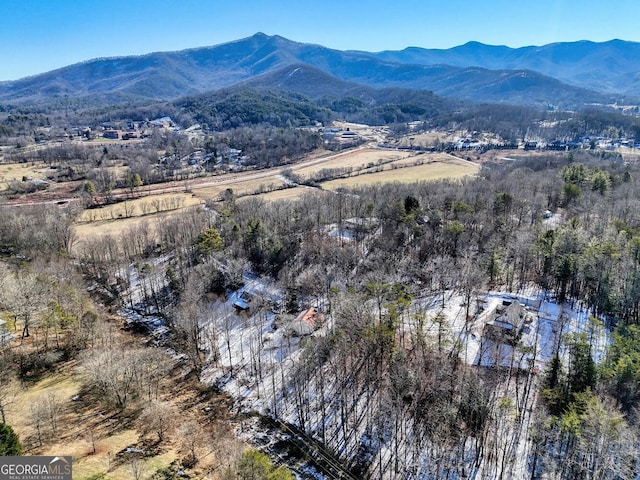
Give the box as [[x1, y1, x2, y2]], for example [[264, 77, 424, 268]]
[[4, 131, 640, 476], [163, 150, 640, 478]]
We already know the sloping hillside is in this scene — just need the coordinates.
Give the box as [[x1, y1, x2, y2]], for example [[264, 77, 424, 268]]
[[0, 33, 625, 109]]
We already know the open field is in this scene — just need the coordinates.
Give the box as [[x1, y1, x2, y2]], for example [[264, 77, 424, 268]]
[[238, 185, 326, 202], [386, 152, 455, 167], [291, 148, 414, 178], [78, 192, 202, 222], [67, 147, 478, 251], [73, 193, 203, 256], [73, 206, 194, 256], [395, 132, 444, 148], [0, 162, 53, 190], [192, 175, 286, 201], [320, 156, 479, 189], [350, 152, 461, 176], [4, 145, 480, 208]]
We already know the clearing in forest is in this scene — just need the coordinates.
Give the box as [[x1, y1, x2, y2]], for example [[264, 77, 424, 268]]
[[73, 206, 200, 257], [239, 186, 326, 202], [291, 148, 414, 178]]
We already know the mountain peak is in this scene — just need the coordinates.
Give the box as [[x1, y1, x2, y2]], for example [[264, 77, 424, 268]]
[[0, 34, 636, 107], [460, 40, 488, 48]]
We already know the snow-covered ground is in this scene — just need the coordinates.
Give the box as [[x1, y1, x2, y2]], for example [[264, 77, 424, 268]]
[[119, 264, 610, 479], [200, 274, 304, 415], [473, 291, 607, 370], [194, 277, 610, 475], [410, 288, 607, 372], [0, 318, 14, 346]]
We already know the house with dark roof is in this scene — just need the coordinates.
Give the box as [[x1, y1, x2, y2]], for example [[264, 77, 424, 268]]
[[483, 300, 530, 345], [232, 290, 252, 312], [103, 129, 120, 139]]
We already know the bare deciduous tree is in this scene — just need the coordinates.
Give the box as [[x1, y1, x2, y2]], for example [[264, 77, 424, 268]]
[[138, 400, 177, 443]]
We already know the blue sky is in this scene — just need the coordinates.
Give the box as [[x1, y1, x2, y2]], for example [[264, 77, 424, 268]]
[[1, 0, 639, 81]]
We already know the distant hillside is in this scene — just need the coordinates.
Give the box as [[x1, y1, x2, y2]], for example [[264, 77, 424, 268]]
[[370, 39, 640, 96], [0, 33, 631, 110], [175, 88, 332, 129], [239, 63, 452, 109], [236, 64, 371, 100], [175, 70, 456, 128]]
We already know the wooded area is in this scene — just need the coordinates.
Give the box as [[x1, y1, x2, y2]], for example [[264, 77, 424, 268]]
[[3, 85, 640, 478], [1, 141, 640, 477]]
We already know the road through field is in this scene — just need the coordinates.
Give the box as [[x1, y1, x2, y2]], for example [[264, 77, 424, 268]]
[[2, 145, 370, 206], [4, 144, 476, 206]]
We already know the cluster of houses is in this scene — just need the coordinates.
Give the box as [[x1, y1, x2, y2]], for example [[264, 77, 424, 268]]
[[232, 288, 325, 338], [32, 117, 180, 143], [100, 116, 176, 141], [524, 136, 640, 152]]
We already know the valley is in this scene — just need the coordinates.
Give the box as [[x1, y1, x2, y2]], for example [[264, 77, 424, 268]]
[[2, 31, 640, 480]]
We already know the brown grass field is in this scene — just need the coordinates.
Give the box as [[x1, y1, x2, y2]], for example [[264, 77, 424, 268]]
[[320, 156, 479, 190], [291, 148, 414, 178], [192, 176, 286, 201], [0, 162, 53, 190], [71, 149, 479, 248], [73, 209, 182, 256], [238, 186, 326, 202], [78, 192, 202, 222], [73, 193, 204, 256], [395, 132, 444, 148]]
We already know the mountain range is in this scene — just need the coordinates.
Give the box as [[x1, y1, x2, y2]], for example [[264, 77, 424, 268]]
[[0, 33, 637, 110], [371, 39, 640, 96]]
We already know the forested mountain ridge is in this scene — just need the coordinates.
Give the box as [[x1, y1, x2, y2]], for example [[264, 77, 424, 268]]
[[173, 67, 457, 129], [370, 39, 640, 96], [0, 33, 629, 109]]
